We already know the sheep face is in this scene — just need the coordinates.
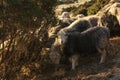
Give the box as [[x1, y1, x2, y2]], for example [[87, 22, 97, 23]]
[[57, 34, 68, 45], [49, 38, 62, 64]]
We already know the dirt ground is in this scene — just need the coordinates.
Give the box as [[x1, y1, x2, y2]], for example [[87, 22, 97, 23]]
[[40, 36, 120, 80]]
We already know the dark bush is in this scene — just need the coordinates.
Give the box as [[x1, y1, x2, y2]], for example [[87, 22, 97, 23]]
[[0, 0, 57, 79]]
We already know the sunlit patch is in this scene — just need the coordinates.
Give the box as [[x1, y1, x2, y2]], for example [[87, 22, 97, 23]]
[[110, 36, 120, 40]]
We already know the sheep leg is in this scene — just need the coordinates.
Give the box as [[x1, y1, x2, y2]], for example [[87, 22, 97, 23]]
[[69, 54, 79, 70], [97, 47, 106, 64]]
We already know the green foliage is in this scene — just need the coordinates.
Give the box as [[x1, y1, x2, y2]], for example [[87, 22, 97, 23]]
[[87, 0, 110, 15], [71, 0, 110, 16], [72, 5, 88, 16], [71, 0, 95, 16]]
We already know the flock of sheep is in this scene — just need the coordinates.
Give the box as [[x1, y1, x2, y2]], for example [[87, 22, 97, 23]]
[[49, 1, 120, 70]]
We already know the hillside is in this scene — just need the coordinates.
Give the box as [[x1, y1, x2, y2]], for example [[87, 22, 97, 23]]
[[55, 0, 91, 17], [1, 0, 120, 80]]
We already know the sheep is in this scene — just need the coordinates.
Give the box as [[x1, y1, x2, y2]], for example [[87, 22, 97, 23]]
[[49, 13, 98, 39], [82, 15, 99, 27], [49, 38, 62, 64], [48, 11, 73, 38], [72, 15, 99, 27], [48, 22, 70, 38], [50, 26, 110, 70], [98, 12, 120, 36], [57, 18, 92, 44], [98, 2, 120, 36]]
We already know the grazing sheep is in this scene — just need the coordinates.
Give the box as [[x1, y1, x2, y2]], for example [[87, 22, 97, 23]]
[[57, 18, 92, 45], [48, 11, 73, 38], [98, 2, 120, 36], [83, 15, 99, 27], [48, 18, 74, 39], [50, 26, 110, 70], [98, 13, 120, 36], [49, 14, 98, 38], [72, 15, 99, 27], [49, 38, 62, 64]]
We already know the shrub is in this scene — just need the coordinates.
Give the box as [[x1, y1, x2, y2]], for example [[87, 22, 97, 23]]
[[71, 0, 110, 16]]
